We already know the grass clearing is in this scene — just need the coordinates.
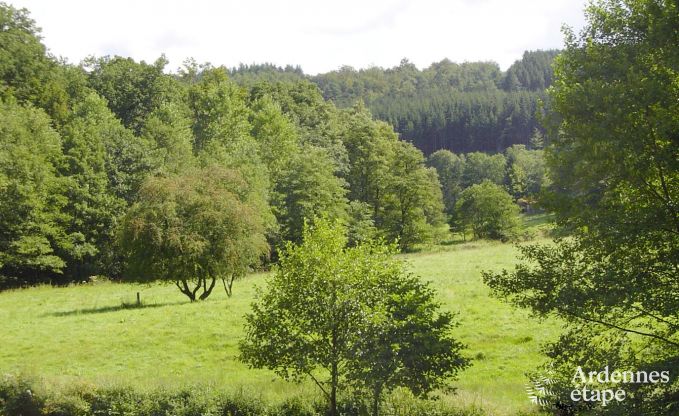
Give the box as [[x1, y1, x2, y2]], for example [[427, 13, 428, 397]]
[[0, 234, 560, 415]]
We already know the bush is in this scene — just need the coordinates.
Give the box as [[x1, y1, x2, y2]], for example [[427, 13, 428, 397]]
[[85, 386, 141, 415], [382, 389, 484, 416], [217, 393, 266, 416], [141, 389, 215, 416], [0, 376, 484, 416], [0, 375, 44, 416], [273, 397, 317, 416], [42, 394, 89, 416]]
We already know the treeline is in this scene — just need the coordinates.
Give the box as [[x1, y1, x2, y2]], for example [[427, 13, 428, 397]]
[[313, 52, 559, 154], [0, 4, 447, 289], [229, 50, 560, 154]]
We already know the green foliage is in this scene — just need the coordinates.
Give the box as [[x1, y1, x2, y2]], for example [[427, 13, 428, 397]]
[[456, 181, 520, 241], [382, 141, 446, 251], [248, 80, 349, 172], [187, 68, 274, 235], [347, 272, 469, 415], [141, 101, 196, 175], [240, 220, 466, 415], [504, 144, 548, 198], [502, 50, 560, 91], [188, 68, 252, 156], [485, 0, 679, 414], [0, 375, 44, 416], [339, 104, 445, 251], [84, 55, 178, 135], [0, 3, 68, 121], [528, 127, 544, 150], [426, 150, 466, 215], [273, 146, 348, 244], [58, 93, 129, 278], [339, 104, 395, 207], [250, 94, 299, 181], [0, 375, 487, 416], [305, 53, 559, 154], [0, 101, 71, 287], [118, 166, 269, 300], [461, 152, 506, 187], [372, 89, 543, 154], [240, 220, 363, 414], [229, 63, 306, 87], [346, 201, 377, 246]]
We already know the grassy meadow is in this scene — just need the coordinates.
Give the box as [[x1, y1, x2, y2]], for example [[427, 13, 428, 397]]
[[0, 216, 561, 416]]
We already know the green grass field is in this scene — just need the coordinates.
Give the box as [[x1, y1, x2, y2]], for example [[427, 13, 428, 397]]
[[0, 222, 561, 415]]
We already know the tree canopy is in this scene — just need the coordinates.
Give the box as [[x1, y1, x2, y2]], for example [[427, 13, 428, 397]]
[[484, 0, 679, 413], [456, 181, 520, 241], [228, 51, 559, 155], [0, 101, 69, 287], [0, 1, 540, 290], [118, 167, 269, 301], [240, 219, 467, 416]]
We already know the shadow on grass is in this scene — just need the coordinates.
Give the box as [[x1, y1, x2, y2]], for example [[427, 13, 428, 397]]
[[45, 301, 185, 317], [521, 212, 555, 227], [439, 239, 468, 246]]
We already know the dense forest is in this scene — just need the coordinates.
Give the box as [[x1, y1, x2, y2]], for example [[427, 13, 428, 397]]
[[231, 50, 560, 154], [0, 3, 551, 291]]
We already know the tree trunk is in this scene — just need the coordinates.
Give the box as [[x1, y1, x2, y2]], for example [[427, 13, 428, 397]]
[[199, 277, 216, 300], [221, 274, 235, 297], [330, 360, 338, 416], [190, 276, 203, 300], [176, 278, 219, 301], [176, 280, 196, 301], [372, 384, 382, 416], [329, 321, 339, 416]]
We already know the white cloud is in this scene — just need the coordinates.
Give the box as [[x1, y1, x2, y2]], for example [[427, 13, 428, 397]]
[[10, 0, 587, 74]]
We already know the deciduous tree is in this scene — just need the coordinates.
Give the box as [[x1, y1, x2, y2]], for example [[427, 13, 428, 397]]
[[118, 166, 269, 301], [426, 149, 466, 215], [456, 181, 519, 241], [484, 1, 679, 413], [240, 220, 467, 416], [0, 102, 70, 287], [273, 145, 348, 243], [462, 152, 506, 187]]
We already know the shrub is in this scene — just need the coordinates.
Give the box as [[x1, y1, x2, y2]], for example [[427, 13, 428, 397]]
[[273, 397, 317, 416], [0, 375, 44, 416], [0, 376, 485, 416], [217, 393, 266, 416], [42, 394, 89, 416]]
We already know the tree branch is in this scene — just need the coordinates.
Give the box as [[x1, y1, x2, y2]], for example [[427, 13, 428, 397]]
[[559, 308, 679, 349], [307, 371, 329, 399], [630, 305, 679, 331], [199, 277, 217, 300], [191, 276, 202, 299]]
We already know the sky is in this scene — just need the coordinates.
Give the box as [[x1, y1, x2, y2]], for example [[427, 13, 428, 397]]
[[10, 0, 588, 75]]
